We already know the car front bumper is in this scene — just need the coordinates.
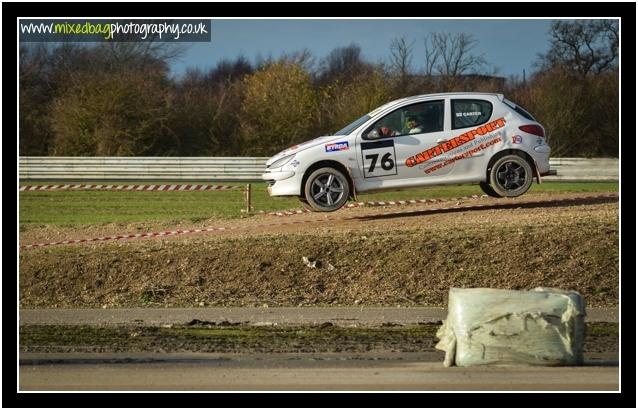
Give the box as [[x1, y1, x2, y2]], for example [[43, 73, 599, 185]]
[[262, 169, 302, 196]]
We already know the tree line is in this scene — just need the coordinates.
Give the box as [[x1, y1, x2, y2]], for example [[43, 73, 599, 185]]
[[19, 20, 618, 158]]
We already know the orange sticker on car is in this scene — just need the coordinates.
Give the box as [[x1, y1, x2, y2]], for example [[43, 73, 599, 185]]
[[423, 136, 503, 174], [405, 118, 506, 168]]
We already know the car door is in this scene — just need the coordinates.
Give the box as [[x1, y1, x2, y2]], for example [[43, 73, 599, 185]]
[[355, 99, 456, 190], [444, 98, 508, 179], [450, 98, 496, 161]]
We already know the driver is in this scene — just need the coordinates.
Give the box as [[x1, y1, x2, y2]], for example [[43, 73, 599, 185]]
[[376, 116, 422, 138], [405, 116, 423, 134], [378, 126, 398, 137]]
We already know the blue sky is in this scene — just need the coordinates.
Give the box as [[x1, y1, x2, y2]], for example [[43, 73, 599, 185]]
[[170, 19, 555, 79]]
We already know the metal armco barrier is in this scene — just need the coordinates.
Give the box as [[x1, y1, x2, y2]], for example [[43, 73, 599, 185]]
[[546, 157, 619, 181], [19, 157, 270, 181], [18, 157, 618, 182]]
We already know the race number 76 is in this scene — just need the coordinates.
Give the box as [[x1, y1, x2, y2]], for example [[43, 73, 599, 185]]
[[365, 152, 394, 173], [361, 140, 398, 178]]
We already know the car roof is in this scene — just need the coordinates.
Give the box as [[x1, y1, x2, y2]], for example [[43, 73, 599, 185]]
[[379, 92, 503, 106], [366, 92, 505, 119], [400, 92, 504, 102]]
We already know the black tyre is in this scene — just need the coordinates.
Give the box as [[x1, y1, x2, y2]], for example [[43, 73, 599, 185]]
[[488, 154, 533, 198], [303, 167, 350, 212], [298, 197, 311, 209], [479, 181, 503, 198]]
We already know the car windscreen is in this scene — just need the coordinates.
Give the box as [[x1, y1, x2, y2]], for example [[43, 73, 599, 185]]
[[333, 114, 371, 135]]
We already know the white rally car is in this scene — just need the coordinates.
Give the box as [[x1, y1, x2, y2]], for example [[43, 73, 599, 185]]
[[262, 92, 555, 212]]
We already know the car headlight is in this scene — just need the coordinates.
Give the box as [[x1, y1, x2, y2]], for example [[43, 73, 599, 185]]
[[269, 154, 295, 169]]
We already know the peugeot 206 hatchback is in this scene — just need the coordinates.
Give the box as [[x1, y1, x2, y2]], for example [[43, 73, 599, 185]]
[[262, 92, 556, 212]]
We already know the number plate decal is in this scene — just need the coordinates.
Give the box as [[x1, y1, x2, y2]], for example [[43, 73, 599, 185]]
[[361, 140, 398, 178]]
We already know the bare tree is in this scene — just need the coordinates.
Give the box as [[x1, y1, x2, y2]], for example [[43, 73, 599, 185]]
[[316, 44, 372, 84], [423, 37, 439, 76], [100, 19, 186, 71], [536, 19, 619, 76], [425, 32, 487, 77], [281, 48, 316, 72], [205, 55, 254, 85], [100, 40, 184, 73], [389, 37, 415, 79]]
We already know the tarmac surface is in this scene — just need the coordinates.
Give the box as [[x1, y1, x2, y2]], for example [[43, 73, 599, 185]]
[[19, 307, 619, 391], [19, 352, 619, 391]]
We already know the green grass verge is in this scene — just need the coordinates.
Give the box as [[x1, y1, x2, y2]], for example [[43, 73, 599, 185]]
[[18, 322, 618, 354], [19, 324, 441, 353], [19, 181, 618, 226]]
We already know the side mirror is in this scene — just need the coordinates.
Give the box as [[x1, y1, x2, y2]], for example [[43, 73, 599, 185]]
[[366, 129, 380, 140]]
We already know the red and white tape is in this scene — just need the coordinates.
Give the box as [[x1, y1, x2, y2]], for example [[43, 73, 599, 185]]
[[353, 193, 619, 219], [20, 193, 618, 250], [19, 184, 241, 192], [20, 227, 236, 249], [259, 194, 489, 217], [20, 220, 318, 249]]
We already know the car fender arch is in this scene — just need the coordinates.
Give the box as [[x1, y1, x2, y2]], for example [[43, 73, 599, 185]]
[[301, 160, 355, 200], [485, 149, 539, 182]]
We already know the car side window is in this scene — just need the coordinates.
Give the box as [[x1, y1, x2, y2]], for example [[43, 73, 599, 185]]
[[364, 100, 444, 140], [452, 99, 493, 129]]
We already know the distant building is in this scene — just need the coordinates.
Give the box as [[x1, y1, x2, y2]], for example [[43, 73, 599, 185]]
[[458, 74, 507, 88], [396, 73, 507, 92]]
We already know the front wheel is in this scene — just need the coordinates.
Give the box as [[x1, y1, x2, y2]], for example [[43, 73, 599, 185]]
[[488, 154, 533, 198], [303, 167, 350, 212], [297, 197, 312, 210]]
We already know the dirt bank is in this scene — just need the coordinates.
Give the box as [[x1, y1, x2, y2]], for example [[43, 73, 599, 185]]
[[20, 200, 618, 308]]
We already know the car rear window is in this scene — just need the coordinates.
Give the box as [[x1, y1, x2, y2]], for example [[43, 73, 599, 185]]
[[452, 99, 493, 129], [503, 99, 536, 121]]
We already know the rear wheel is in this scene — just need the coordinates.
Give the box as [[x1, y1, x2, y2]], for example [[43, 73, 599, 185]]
[[303, 167, 350, 212], [488, 154, 533, 198], [479, 181, 503, 198]]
